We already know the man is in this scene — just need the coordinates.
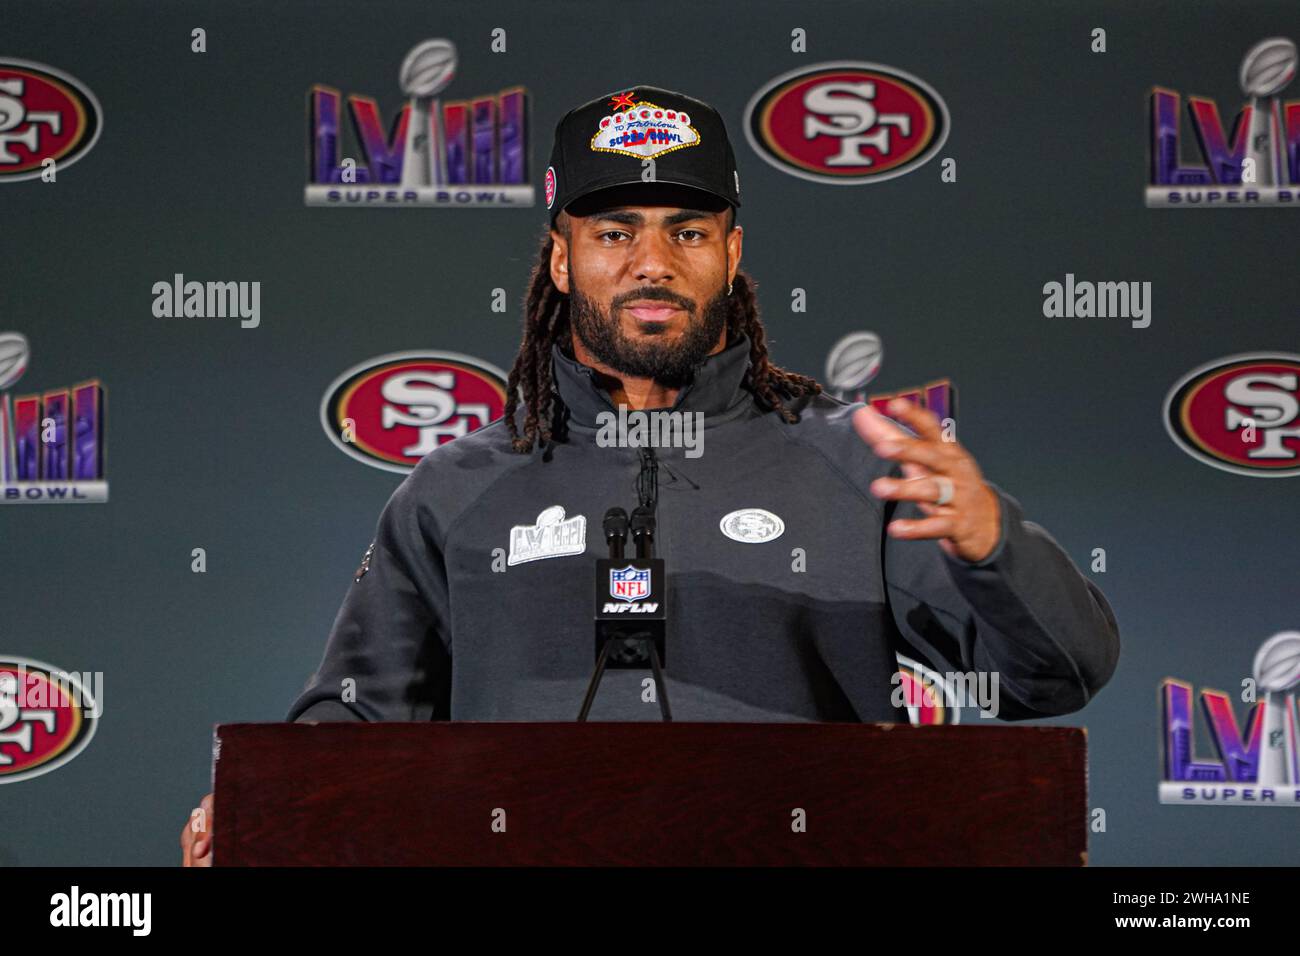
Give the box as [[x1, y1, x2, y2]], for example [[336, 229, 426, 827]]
[[182, 85, 1119, 864]]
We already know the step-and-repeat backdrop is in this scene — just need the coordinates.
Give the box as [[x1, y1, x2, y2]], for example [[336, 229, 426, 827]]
[[2, 0, 1297, 865]]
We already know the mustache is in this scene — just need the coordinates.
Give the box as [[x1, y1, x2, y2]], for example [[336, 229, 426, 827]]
[[615, 289, 695, 311]]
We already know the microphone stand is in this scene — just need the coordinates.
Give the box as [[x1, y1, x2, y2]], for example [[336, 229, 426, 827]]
[[578, 506, 673, 722]]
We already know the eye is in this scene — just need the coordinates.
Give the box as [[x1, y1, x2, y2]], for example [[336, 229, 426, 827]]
[[676, 229, 705, 241], [598, 230, 630, 242]]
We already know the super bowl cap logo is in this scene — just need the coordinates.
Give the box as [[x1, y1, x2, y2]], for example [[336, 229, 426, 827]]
[[590, 97, 701, 160], [0, 59, 102, 182], [719, 508, 785, 544], [743, 61, 949, 185]]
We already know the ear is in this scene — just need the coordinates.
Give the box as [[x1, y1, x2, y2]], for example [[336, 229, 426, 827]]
[[725, 223, 743, 290], [550, 228, 570, 294]]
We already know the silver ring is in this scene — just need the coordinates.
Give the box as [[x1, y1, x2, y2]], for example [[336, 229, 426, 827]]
[[933, 476, 954, 506]]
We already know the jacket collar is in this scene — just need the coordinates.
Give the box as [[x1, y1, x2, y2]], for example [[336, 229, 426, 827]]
[[550, 332, 755, 429]]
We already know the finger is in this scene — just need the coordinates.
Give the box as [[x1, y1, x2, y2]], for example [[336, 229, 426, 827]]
[[887, 515, 957, 540], [180, 823, 194, 866], [870, 475, 957, 504], [192, 794, 214, 857], [887, 398, 944, 442], [874, 436, 951, 472], [851, 404, 913, 448]]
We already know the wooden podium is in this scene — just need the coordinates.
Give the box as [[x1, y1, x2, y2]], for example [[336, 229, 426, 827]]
[[212, 722, 1087, 866]]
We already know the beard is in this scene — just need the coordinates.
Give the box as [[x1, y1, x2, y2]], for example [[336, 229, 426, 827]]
[[569, 283, 731, 389]]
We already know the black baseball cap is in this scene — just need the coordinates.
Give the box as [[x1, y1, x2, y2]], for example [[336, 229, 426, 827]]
[[544, 85, 741, 226]]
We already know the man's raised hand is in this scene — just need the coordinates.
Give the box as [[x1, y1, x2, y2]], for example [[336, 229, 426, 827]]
[[852, 398, 1002, 564]]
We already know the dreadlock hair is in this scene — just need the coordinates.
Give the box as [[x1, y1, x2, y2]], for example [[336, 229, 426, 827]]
[[504, 209, 823, 454]]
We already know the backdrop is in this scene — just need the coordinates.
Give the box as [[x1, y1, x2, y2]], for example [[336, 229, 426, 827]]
[[2, 0, 1297, 865]]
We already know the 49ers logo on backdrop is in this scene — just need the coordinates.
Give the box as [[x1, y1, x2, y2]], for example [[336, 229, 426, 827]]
[[321, 351, 508, 473], [1164, 353, 1300, 477], [894, 655, 961, 726], [0, 658, 99, 784], [743, 61, 948, 185], [0, 59, 102, 182]]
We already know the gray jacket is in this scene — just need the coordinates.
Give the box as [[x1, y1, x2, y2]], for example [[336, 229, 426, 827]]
[[286, 333, 1119, 723]]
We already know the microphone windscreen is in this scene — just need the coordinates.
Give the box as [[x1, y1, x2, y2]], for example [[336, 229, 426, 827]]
[[603, 507, 629, 540]]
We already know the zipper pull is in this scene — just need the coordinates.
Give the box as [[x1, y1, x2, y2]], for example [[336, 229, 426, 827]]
[[637, 446, 658, 510]]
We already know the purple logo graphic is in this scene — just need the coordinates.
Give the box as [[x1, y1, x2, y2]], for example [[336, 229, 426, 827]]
[[1147, 37, 1300, 206], [1160, 632, 1300, 805], [306, 38, 533, 207], [0, 335, 106, 504]]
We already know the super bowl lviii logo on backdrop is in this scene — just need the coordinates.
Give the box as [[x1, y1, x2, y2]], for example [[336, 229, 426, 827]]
[[0, 58, 101, 183], [824, 331, 956, 425], [743, 61, 948, 185], [0, 658, 99, 784], [1148, 37, 1299, 206], [1164, 353, 1300, 477], [306, 38, 533, 207], [321, 351, 507, 473], [0, 332, 107, 503], [1161, 632, 1300, 805]]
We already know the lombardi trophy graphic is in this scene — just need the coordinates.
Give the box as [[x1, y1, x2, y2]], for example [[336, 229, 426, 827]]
[[1253, 631, 1300, 787], [1239, 38, 1297, 187], [824, 332, 883, 402], [399, 39, 458, 189]]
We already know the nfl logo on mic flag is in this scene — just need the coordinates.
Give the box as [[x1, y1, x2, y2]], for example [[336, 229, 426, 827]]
[[610, 565, 651, 602]]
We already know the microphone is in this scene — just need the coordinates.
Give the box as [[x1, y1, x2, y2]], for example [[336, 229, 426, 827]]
[[629, 506, 655, 559], [603, 507, 629, 561]]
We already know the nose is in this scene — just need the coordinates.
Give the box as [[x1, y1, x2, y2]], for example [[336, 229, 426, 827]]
[[628, 228, 676, 285]]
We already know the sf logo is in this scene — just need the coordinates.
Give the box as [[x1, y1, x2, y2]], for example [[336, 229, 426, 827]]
[[1224, 373, 1300, 461], [0, 79, 61, 165], [0, 672, 56, 765], [801, 81, 911, 167], [380, 371, 491, 457]]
